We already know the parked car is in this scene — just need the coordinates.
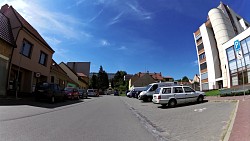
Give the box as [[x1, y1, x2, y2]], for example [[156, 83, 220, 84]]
[[64, 87, 80, 100], [78, 89, 87, 99], [34, 83, 65, 103], [114, 90, 119, 96], [87, 89, 99, 97], [152, 86, 205, 108], [139, 82, 177, 102]]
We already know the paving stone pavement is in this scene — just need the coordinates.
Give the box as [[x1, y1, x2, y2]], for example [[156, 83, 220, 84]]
[[207, 95, 250, 141], [121, 97, 236, 141]]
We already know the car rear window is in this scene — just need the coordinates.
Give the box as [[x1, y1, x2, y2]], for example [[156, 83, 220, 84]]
[[65, 87, 73, 92], [88, 90, 93, 92], [36, 83, 50, 90], [155, 88, 161, 94]]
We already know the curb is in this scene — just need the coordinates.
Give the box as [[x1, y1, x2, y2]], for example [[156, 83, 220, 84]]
[[222, 100, 239, 141]]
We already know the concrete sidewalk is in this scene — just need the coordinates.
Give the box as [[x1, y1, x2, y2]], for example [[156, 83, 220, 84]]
[[206, 95, 250, 141]]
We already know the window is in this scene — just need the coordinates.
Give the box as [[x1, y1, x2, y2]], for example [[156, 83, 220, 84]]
[[162, 88, 171, 94], [229, 60, 237, 73], [39, 52, 48, 66], [51, 76, 54, 83], [199, 53, 206, 60], [21, 40, 32, 58], [173, 87, 183, 93], [201, 72, 208, 80], [202, 83, 209, 90], [226, 47, 235, 61], [241, 40, 248, 54], [200, 62, 207, 70], [231, 75, 238, 86], [197, 43, 204, 52], [183, 87, 195, 93], [246, 37, 250, 50]]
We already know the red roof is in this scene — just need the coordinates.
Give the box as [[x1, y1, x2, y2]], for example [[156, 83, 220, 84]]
[[77, 73, 87, 77], [137, 72, 164, 81]]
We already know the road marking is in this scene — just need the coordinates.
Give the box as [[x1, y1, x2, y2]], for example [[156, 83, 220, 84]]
[[194, 108, 207, 112]]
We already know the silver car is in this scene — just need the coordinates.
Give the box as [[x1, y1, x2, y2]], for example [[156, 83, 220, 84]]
[[152, 86, 205, 108]]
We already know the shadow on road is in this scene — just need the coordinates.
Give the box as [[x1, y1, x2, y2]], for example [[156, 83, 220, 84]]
[[157, 100, 209, 109], [0, 97, 85, 109]]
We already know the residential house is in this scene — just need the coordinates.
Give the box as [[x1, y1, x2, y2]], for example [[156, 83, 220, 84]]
[[49, 60, 71, 89], [0, 12, 15, 96], [59, 62, 78, 88], [1, 4, 54, 95], [163, 76, 174, 82], [129, 72, 167, 89], [67, 62, 90, 87]]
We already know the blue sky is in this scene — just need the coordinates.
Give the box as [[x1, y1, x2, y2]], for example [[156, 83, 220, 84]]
[[1, 0, 250, 80]]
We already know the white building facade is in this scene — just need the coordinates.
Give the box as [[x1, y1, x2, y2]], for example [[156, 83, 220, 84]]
[[194, 2, 250, 91]]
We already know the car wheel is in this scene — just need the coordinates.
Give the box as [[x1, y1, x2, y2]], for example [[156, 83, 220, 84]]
[[168, 99, 176, 108], [51, 96, 55, 103], [197, 96, 204, 103], [147, 97, 152, 102]]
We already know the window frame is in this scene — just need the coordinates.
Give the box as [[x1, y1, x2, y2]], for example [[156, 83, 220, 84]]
[[20, 39, 33, 58], [39, 51, 48, 66]]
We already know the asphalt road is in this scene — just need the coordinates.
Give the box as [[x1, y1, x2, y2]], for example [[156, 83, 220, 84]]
[[0, 96, 236, 141], [0, 96, 157, 141]]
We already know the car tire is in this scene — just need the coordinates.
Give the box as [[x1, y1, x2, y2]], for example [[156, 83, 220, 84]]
[[147, 97, 152, 102], [197, 95, 204, 103], [168, 99, 176, 108]]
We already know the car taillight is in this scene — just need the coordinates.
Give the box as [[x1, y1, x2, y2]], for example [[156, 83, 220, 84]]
[[158, 95, 161, 99]]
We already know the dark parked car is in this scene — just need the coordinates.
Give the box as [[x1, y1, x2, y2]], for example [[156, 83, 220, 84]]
[[64, 87, 80, 100], [114, 90, 119, 96], [78, 89, 87, 99], [34, 83, 65, 103]]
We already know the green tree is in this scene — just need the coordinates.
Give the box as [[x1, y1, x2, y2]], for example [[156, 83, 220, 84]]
[[90, 74, 98, 89], [113, 71, 127, 88], [182, 76, 189, 82], [97, 66, 109, 91]]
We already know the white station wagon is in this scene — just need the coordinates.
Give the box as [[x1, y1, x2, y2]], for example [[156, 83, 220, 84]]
[[152, 86, 205, 108]]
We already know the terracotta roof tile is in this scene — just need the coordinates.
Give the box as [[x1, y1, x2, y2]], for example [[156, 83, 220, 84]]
[[0, 12, 15, 46]]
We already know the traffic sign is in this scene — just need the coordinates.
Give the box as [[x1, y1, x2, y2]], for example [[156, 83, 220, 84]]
[[234, 40, 241, 51]]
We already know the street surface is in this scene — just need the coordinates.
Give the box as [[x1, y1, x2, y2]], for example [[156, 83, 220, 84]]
[[0, 96, 236, 141]]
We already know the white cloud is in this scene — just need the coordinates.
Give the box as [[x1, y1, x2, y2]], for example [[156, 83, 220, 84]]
[[100, 39, 110, 46], [43, 36, 62, 46], [126, 2, 152, 20], [192, 60, 198, 66], [107, 11, 124, 26], [88, 8, 104, 23], [0, 0, 89, 40]]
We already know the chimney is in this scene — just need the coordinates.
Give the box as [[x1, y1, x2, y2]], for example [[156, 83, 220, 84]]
[[1, 4, 9, 13]]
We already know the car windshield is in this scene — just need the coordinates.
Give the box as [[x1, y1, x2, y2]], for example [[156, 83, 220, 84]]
[[145, 85, 152, 91]]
